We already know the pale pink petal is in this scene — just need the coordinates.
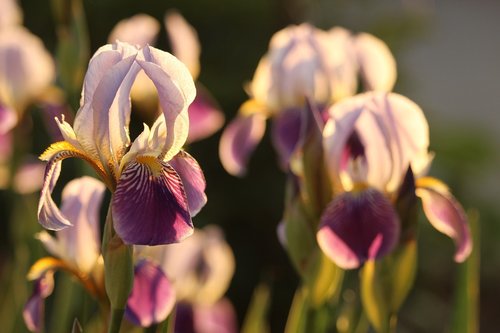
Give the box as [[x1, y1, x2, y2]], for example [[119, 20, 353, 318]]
[[13, 158, 45, 194], [186, 85, 224, 143], [0, 0, 22, 28], [416, 179, 472, 262], [0, 102, 17, 134], [108, 14, 160, 47], [355, 33, 397, 91], [57, 176, 106, 273], [169, 151, 207, 216], [125, 260, 176, 327], [193, 298, 238, 333], [219, 113, 266, 176], [137, 45, 196, 161], [164, 10, 201, 79], [112, 161, 193, 245], [317, 189, 400, 269]]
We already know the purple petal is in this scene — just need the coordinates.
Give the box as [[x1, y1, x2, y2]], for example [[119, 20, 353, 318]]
[[126, 260, 176, 327], [169, 151, 207, 216], [317, 188, 400, 269], [219, 113, 266, 176], [174, 303, 196, 333], [112, 160, 193, 245], [271, 107, 303, 168], [23, 272, 54, 332], [416, 179, 472, 262], [193, 298, 238, 333], [186, 85, 224, 143]]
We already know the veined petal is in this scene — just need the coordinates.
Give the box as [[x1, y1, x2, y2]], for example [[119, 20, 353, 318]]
[[57, 176, 106, 273], [416, 177, 472, 262], [186, 84, 224, 143], [169, 151, 207, 216], [125, 260, 176, 327], [164, 10, 201, 80], [108, 14, 160, 48], [112, 160, 193, 245], [355, 33, 397, 92], [219, 112, 266, 176], [317, 188, 400, 269], [23, 271, 55, 332], [271, 107, 303, 168], [137, 45, 196, 161]]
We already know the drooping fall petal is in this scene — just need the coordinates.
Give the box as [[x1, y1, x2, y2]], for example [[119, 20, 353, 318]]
[[125, 260, 176, 327], [219, 112, 266, 176], [416, 177, 472, 262], [23, 271, 54, 332], [112, 161, 193, 245], [187, 84, 224, 143], [271, 107, 303, 168], [317, 188, 400, 269], [169, 151, 207, 216]]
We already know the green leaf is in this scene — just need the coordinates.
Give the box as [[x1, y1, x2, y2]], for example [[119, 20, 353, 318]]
[[360, 260, 389, 333], [305, 251, 344, 308], [284, 287, 310, 333], [241, 283, 271, 333], [71, 318, 83, 333], [451, 210, 480, 333]]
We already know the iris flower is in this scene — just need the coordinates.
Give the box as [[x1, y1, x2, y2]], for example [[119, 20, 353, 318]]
[[108, 11, 224, 143], [219, 23, 396, 176], [317, 92, 471, 269], [38, 41, 207, 245]]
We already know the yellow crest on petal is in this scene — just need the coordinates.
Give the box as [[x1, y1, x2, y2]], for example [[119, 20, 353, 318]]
[[27, 257, 68, 281]]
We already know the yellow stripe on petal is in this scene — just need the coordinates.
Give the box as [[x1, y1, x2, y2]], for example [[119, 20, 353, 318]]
[[27, 257, 68, 281], [39, 141, 83, 161], [136, 155, 163, 177], [415, 176, 450, 193]]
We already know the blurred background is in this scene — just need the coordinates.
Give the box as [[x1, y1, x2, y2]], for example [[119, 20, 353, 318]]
[[1, 0, 499, 332]]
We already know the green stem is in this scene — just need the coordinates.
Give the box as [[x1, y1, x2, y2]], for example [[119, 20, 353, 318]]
[[107, 308, 124, 333]]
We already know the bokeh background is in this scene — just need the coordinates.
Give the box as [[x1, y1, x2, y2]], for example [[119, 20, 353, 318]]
[[1, 0, 499, 332]]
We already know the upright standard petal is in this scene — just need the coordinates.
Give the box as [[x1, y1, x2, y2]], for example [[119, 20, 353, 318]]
[[112, 160, 193, 245], [416, 177, 472, 262], [219, 111, 266, 176], [108, 14, 160, 47], [137, 45, 196, 161], [169, 151, 207, 216], [354, 33, 397, 92], [317, 188, 400, 269], [0, 0, 22, 28], [125, 260, 176, 327], [164, 10, 201, 80], [187, 84, 225, 143]]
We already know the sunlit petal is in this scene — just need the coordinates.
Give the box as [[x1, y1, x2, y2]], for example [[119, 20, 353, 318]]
[[355, 33, 397, 91], [13, 158, 45, 194], [317, 188, 400, 269], [164, 10, 201, 80], [169, 151, 207, 216], [187, 84, 224, 143], [0, 102, 16, 134], [56, 176, 106, 273], [137, 45, 196, 161], [219, 112, 266, 176], [125, 260, 176, 327], [0, 0, 22, 28], [112, 160, 193, 245], [416, 177, 472, 262], [108, 14, 160, 48]]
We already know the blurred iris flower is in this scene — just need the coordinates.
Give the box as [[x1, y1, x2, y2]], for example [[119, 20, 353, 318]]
[[219, 23, 396, 176], [317, 92, 472, 269], [129, 225, 237, 331], [38, 41, 207, 245], [108, 11, 224, 143], [24, 177, 106, 332]]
